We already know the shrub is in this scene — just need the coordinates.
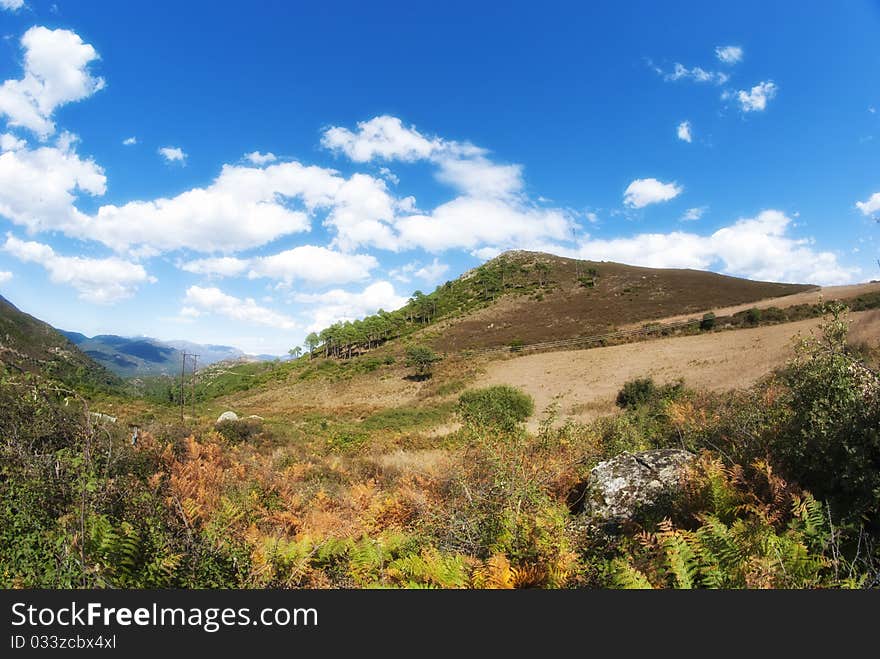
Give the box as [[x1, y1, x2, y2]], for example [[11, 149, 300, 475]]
[[509, 339, 524, 352], [745, 307, 762, 325], [699, 312, 716, 331], [405, 345, 441, 379], [215, 418, 262, 444], [770, 307, 880, 524], [616, 377, 657, 409], [458, 385, 534, 432]]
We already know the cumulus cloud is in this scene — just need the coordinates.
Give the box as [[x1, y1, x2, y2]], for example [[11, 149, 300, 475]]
[[677, 121, 692, 143], [294, 281, 408, 332], [122, 136, 137, 146], [158, 146, 186, 163], [1, 133, 26, 151], [0, 134, 106, 234], [0, 26, 105, 138], [182, 245, 378, 286], [856, 192, 880, 216], [322, 115, 440, 162], [681, 206, 707, 221], [390, 258, 449, 285], [183, 285, 298, 330], [623, 178, 683, 208], [1, 0, 25, 10], [0, 270, 11, 283], [245, 151, 276, 165], [396, 196, 575, 252], [715, 45, 744, 64], [733, 81, 777, 112], [574, 210, 856, 285], [2, 234, 154, 302]]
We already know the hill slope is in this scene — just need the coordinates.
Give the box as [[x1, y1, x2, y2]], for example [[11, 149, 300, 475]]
[[417, 252, 814, 351], [0, 295, 120, 390]]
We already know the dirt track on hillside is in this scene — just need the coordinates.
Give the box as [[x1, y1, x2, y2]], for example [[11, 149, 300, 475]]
[[477, 310, 880, 430], [619, 282, 880, 330]]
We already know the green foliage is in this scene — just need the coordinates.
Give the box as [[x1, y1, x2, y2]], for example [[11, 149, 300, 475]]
[[616, 377, 657, 409], [770, 306, 880, 524], [458, 385, 534, 432], [699, 312, 716, 331], [215, 418, 263, 444], [404, 345, 440, 378], [360, 403, 455, 433]]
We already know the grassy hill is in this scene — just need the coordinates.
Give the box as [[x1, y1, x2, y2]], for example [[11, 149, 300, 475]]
[[0, 295, 120, 391], [305, 250, 814, 357]]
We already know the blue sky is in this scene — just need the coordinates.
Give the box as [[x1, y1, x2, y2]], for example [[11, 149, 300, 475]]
[[0, 0, 878, 354]]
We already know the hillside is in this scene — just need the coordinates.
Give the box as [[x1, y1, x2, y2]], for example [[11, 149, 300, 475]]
[[60, 332, 256, 377], [305, 250, 814, 358], [0, 295, 120, 390], [416, 251, 815, 352]]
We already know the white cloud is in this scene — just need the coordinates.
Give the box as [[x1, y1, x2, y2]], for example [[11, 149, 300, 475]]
[[182, 246, 378, 286], [2, 234, 154, 302], [249, 245, 377, 285], [395, 196, 575, 253], [1, 133, 26, 151], [734, 81, 777, 112], [122, 136, 137, 146], [378, 167, 399, 184], [158, 146, 186, 163], [677, 121, 692, 143], [573, 210, 856, 285], [586, 211, 599, 224], [681, 206, 707, 221], [0, 26, 105, 138], [0, 270, 11, 283], [294, 281, 407, 332], [870, 106, 877, 114], [623, 178, 683, 208], [1, 0, 25, 10], [413, 258, 449, 284], [322, 115, 440, 162], [85, 161, 344, 253], [245, 151, 276, 165], [660, 62, 729, 85], [180, 256, 249, 278], [183, 285, 298, 330], [715, 45, 743, 65], [0, 134, 105, 234], [856, 192, 880, 216], [434, 153, 523, 198]]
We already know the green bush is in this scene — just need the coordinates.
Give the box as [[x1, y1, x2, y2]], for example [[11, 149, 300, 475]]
[[215, 418, 263, 444], [615, 377, 657, 409], [458, 385, 534, 432], [405, 345, 441, 379], [699, 312, 716, 331]]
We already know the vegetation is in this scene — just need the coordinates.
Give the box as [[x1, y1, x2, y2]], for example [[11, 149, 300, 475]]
[[404, 345, 441, 379], [3, 284, 880, 589], [458, 385, 535, 432]]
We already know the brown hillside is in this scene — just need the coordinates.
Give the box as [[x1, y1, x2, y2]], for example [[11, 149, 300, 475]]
[[422, 251, 814, 352]]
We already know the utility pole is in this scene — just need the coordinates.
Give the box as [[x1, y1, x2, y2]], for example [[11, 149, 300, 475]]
[[190, 353, 199, 420], [180, 351, 186, 421]]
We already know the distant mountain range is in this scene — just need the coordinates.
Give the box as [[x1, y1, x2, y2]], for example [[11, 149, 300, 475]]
[[59, 331, 278, 377]]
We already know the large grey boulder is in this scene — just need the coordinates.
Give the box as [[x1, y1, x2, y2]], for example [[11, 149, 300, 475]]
[[216, 410, 239, 423], [584, 449, 695, 524]]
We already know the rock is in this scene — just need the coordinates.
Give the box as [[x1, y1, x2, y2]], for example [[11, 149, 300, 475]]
[[583, 449, 695, 524], [216, 411, 239, 423]]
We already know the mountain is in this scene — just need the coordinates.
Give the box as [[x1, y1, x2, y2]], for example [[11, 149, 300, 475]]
[[59, 333, 251, 377], [0, 295, 120, 390]]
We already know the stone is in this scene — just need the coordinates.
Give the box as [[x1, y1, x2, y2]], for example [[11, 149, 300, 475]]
[[583, 449, 695, 524], [216, 411, 239, 423]]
